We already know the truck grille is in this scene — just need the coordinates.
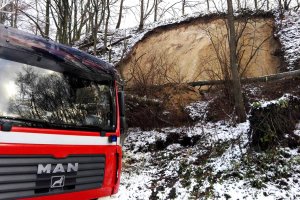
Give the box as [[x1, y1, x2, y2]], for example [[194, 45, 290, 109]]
[[0, 155, 105, 199]]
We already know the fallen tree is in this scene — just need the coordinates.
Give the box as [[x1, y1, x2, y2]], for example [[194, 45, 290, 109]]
[[188, 69, 300, 87], [139, 69, 300, 91], [79, 35, 132, 51]]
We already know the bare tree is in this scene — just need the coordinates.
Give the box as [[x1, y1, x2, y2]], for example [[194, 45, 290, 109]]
[[116, 0, 124, 28], [206, 0, 210, 11], [45, 0, 50, 37], [227, 0, 246, 122], [127, 50, 184, 96], [138, 0, 155, 30], [74, 0, 92, 41], [0, 0, 19, 27], [0, 0, 13, 24], [277, 0, 292, 14], [138, 0, 145, 30], [46, 0, 72, 44], [237, 0, 241, 10], [15, 0, 95, 43], [18, 6, 45, 37], [254, 0, 258, 9], [266, 0, 270, 9], [91, 0, 104, 54], [154, 0, 158, 21], [13, 0, 18, 27], [104, 0, 111, 49], [182, 0, 186, 16]]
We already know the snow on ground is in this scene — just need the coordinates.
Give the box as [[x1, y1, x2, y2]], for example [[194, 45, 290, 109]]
[[114, 121, 300, 199], [185, 100, 209, 121], [112, 121, 247, 199], [112, 97, 300, 200]]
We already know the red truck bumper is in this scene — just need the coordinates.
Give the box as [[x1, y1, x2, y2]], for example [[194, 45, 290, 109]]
[[0, 143, 122, 200]]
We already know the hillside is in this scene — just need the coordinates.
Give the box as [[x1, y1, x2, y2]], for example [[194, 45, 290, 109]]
[[117, 120, 300, 199], [2, 1, 300, 200], [108, 10, 300, 200], [119, 13, 280, 85]]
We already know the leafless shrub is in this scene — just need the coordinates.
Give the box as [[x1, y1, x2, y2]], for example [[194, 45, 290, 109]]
[[125, 50, 197, 128]]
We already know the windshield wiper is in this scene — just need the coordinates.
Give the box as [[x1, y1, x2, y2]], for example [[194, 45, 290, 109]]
[[0, 116, 51, 128], [0, 116, 105, 132]]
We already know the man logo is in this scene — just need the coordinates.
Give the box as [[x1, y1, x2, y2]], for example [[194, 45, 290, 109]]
[[51, 175, 65, 188], [37, 163, 79, 174]]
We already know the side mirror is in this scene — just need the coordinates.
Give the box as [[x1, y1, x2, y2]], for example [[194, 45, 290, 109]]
[[118, 91, 127, 133], [118, 91, 125, 117]]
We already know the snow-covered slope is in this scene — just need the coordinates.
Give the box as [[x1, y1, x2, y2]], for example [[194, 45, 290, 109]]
[[115, 117, 300, 199], [110, 88, 300, 200], [276, 10, 300, 70]]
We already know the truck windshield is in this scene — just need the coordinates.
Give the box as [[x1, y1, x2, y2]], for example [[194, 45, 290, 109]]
[[0, 58, 115, 131]]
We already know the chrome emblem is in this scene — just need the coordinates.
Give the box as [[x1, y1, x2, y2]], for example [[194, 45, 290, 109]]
[[51, 175, 65, 188], [37, 163, 79, 174]]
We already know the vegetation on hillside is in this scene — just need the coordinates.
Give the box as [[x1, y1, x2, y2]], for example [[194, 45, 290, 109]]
[[2, 0, 300, 199]]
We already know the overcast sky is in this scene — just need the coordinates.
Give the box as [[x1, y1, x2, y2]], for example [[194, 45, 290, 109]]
[[0, 58, 21, 115]]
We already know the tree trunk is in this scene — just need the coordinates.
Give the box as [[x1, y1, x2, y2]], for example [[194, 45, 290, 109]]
[[206, 0, 210, 11], [284, 0, 291, 10], [116, 0, 124, 29], [13, 0, 18, 28], [254, 0, 258, 10], [227, 0, 246, 122], [182, 0, 185, 16], [35, 0, 38, 35], [154, 0, 158, 21], [75, 0, 90, 40], [188, 69, 300, 86], [72, 0, 77, 42], [45, 0, 50, 37], [10, 2, 13, 27], [237, 0, 241, 9], [62, 1, 69, 44], [68, 0, 74, 44], [92, 0, 99, 55], [104, 0, 110, 49], [138, 0, 144, 30]]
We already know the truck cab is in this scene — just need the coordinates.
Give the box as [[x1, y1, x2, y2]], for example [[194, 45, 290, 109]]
[[0, 25, 124, 200]]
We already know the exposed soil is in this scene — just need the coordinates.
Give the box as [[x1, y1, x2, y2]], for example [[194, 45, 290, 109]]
[[120, 16, 280, 87]]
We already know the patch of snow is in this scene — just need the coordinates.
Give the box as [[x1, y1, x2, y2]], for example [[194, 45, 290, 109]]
[[294, 121, 300, 137], [116, 115, 300, 200], [116, 171, 153, 200], [214, 173, 300, 199], [252, 93, 298, 108], [276, 10, 300, 70], [186, 100, 209, 121], [125, 129, 167, 153], [166, 143, 181, 151]]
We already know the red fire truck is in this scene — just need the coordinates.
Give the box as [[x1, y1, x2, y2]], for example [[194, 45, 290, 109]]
[[0, 25, 125, 199]]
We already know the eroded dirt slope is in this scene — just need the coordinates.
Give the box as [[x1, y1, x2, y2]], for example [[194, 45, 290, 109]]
[[120, 16, 280, 85]]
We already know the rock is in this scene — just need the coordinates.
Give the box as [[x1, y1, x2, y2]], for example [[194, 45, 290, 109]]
[[224, 193, 231, 199], [168, 188, 177, 199]]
